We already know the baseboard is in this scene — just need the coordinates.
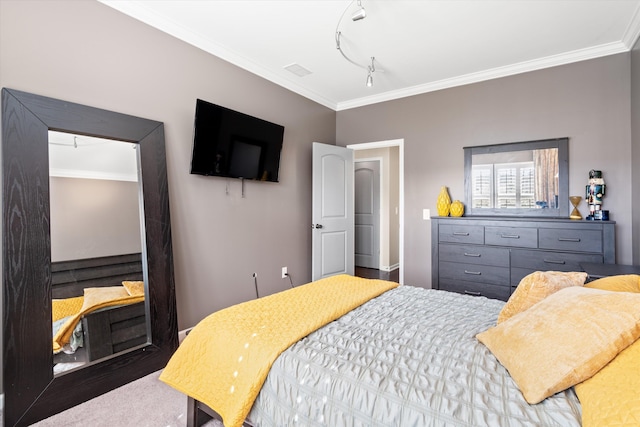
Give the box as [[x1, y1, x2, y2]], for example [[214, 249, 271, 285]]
[[381, 263, 399, 272], [178, 327, 194, 344]]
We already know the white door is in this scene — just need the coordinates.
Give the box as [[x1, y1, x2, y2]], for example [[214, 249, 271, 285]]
[[312, 142, 354, 281], [355, 161, 380, 269]]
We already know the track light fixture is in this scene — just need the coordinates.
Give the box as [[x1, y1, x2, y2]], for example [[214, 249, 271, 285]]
[[351, 0, 366, 21], [366, 57, 376, 86], [335, 0, 382, 88]]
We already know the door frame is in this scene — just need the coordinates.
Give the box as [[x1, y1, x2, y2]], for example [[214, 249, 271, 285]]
[[347, 139, 404, 285]]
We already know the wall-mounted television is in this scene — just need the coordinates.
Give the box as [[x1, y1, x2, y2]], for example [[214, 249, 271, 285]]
[[190, 99, 285, 182]]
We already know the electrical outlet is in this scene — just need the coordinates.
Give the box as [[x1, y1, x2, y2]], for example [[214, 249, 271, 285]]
[[281, 266, 288, 279]]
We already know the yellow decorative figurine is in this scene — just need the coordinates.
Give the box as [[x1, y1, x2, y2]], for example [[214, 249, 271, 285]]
[[437, 186, 451, 216], [450, 200, 464, 217]]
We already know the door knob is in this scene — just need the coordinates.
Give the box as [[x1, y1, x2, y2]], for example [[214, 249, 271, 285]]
[[312, 224, 324, 229]]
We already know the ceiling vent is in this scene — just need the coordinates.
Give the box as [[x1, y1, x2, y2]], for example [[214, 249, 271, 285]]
[[284, 63, 312, 77]]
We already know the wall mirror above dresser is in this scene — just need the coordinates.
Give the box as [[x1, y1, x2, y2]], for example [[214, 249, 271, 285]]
[[435, 137, 616, 302], [464, 138, 569, 217], [2, 88, 178, 426]]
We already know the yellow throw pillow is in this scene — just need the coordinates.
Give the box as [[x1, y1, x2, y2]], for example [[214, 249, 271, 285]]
[[122, 280, 145, 297], [476, 286, 640, 404], [497, 271, 587, 324], [585, 274, 640, 293], [575, 338, 640, 427]]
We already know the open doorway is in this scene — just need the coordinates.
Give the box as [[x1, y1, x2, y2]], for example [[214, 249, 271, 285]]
[[348, 139, 404, 285]]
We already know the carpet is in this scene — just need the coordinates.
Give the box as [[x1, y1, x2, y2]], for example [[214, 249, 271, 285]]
[[5, 370, 224, 427]]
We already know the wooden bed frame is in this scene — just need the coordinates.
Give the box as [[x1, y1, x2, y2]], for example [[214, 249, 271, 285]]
[[52, 253, 148, 363], [187, 397, 254, 427]]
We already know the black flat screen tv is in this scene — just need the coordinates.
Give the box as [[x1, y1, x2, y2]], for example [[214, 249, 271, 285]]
[[190, 99, 285, 182]]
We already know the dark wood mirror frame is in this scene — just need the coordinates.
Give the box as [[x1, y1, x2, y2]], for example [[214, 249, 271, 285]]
[[2, 88, 178, 426], [463, 137, 569, 217]]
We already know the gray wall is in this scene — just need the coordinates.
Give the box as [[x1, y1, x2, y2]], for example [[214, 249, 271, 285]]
[[50, 177, 142, 262], [632, 38, 640, 266], [0, 0, 335, 334], [337, 54, 634, 287]]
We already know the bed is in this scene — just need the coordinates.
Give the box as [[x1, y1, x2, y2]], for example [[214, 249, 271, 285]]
[[161, 273, 640, 427], [51, 253, 148, 368]]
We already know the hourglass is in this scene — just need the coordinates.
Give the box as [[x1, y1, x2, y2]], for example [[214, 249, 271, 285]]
[[569, 196, 582, 220]]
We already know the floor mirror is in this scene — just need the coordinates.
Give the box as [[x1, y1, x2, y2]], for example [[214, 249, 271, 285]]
[[2, 88, 178, 426]]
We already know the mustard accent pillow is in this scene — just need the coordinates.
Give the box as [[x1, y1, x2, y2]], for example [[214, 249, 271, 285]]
[[585, 274, 640, 293], [497, 271, 587, 324], [476, 286, 640, 404], [575, 339, 640, 427], [122, 280, 145, 297], [577, 274, 640, 426]]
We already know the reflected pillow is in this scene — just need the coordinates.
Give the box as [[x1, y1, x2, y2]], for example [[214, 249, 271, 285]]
[[477, 286, 640, 404], [123, 280, 145, 297], [497, 271, 587, 324], [585, 274, 640, 293]]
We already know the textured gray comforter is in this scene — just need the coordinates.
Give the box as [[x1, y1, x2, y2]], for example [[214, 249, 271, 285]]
[[247, 286, 581, 426]]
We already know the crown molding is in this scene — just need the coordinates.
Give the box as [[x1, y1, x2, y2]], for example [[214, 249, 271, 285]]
[[622, 2, 640, 48], [100, 1, 639, 113], [335, 41, 630, 111]]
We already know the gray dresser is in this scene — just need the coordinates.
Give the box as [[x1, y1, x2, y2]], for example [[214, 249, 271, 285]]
[[431, 217, 616, 301]]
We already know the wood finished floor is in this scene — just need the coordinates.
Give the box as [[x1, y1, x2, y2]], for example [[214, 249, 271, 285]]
[[355, 267, 400, 283]]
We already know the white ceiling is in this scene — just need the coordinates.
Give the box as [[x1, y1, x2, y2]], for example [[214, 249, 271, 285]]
[[49, 131, 139, 182], [99, 0, 640, 111]]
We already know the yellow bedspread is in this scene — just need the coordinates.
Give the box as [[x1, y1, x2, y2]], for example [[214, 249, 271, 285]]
[[52, 284, 145, 353], [159, 274, 398, 427]]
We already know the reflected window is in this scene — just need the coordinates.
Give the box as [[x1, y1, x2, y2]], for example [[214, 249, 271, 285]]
[[472, 161, 537, 209], [464, 138, 568, 217]]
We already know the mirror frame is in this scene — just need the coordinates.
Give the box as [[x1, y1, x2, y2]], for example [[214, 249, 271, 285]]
[[2, 88, 178, 426], [463, 137, 569, 217]]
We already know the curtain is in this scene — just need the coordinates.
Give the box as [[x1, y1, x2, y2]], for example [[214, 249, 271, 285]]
[[533, 149, 558, 208]]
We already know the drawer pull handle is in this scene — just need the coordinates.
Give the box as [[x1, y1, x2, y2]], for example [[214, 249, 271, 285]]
[[464, 290, 482, 296], [463, 253, 481, 257], [500, 234, 520, 239], [558, 237, 581, 242], [543, 259, 566, 265], [453, 232, 470, 236], [464, 270, 482, 275]]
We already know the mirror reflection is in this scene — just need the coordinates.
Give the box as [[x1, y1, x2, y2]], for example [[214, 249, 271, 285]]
[[470, 148, 559, 210], [49, 131, 148, 375], [464, 138, 569, 217]]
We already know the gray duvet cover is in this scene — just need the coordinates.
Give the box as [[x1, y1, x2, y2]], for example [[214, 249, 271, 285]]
[[247, 286, 581, 426]]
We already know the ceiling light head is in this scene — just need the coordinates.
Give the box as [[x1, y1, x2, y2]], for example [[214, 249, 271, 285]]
[[366, 72, 373, 87], [352, 8, 366, 21], [352, 0, 366, 21]]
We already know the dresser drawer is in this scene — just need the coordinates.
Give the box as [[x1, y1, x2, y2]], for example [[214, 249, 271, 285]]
[[439, 244, 509, 267], [485, 226, 538, 248], [511, 249, 603, 271], [511, 267, 536, 286], [538, 228, 602, 253], [439, 279, 511, 302], [439, 261, 510, 286], [439, 224, 484, 244]]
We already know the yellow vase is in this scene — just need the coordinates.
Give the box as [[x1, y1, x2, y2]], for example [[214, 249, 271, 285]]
[[436, 186, 451, 216], [450, 200, 464, 217]]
